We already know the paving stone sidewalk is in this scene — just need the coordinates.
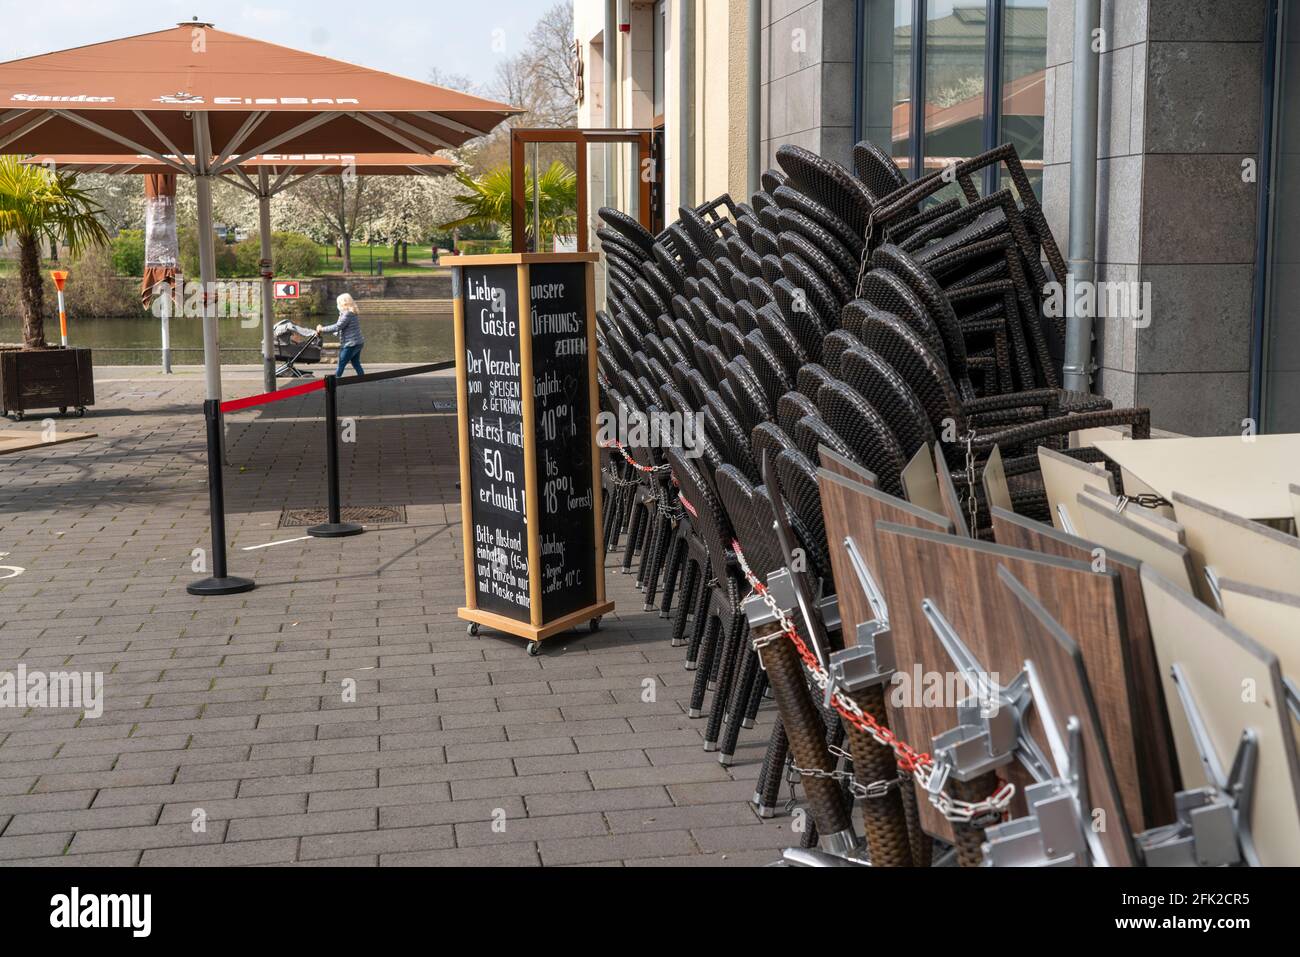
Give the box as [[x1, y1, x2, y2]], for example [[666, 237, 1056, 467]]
[[0, 366, 790, 866]]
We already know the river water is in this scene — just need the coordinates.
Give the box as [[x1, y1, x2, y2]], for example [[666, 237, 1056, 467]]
[[0, 314, 454, 365]]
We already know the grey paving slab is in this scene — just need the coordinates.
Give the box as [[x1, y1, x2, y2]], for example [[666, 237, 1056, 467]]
[[0, 367, 787, 866]]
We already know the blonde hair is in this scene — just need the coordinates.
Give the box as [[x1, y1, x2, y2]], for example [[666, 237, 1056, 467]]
[[336, 293, 358, 314]]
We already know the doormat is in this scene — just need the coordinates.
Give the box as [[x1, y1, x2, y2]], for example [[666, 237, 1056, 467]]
[[280, 504, 407, 527]]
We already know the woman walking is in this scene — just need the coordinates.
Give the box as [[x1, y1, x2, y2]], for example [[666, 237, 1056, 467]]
[[318, 293, 365, 376]]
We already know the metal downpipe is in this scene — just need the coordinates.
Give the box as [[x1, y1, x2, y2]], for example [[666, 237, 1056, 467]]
[[747, 0, 762, 197], [1063, 0, 1101, 393], [678, 0, 694, 211]]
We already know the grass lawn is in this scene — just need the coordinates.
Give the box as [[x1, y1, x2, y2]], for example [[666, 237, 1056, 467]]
[[317, 242, 440, 275]]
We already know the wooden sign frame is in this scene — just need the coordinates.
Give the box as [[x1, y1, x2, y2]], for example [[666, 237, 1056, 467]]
[[453, 252, 614, 649]]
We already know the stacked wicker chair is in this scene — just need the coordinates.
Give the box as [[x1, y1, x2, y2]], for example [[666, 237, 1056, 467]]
[[593, 139, 1153, 865]]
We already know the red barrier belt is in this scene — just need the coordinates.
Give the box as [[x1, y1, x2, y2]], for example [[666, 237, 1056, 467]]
[[219, 378, 325, 414]]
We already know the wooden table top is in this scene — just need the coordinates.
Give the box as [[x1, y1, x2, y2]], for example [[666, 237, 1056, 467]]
[[1094, 434, 1300, 522], [0, 429, 97, 455]]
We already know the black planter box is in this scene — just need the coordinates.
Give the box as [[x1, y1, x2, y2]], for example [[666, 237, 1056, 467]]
[[0, 347, 95, 419]]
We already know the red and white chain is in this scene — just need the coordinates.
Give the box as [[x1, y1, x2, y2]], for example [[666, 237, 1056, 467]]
[[731, 539, 1015, 825], [599, 439, 672, 475]]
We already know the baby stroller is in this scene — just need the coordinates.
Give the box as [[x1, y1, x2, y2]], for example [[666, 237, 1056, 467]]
[[273, 319, 323, 378]]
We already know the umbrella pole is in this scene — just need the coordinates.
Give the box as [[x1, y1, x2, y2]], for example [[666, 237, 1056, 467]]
[[258, 168, 276, 394], [193, 111, 221, 403]]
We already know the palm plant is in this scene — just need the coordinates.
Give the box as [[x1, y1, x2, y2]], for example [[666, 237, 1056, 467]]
[[441, 162, 578, 251], [0, 155, 110, 348]]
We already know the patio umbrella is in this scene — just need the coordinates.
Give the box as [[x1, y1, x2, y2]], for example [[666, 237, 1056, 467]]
[[0, 20, 518, 400], [27, 152, 457, 391]]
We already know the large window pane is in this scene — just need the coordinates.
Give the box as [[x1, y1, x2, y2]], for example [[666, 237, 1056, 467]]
[[1000, 0, 1047, 199], [924, 1, 987, 181], [859, 0, 914, 177]]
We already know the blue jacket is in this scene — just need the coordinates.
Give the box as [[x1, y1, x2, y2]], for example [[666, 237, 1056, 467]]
[[321, 310, 364, 347]]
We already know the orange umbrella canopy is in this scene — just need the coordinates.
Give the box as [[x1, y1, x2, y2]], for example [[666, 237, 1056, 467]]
[[22, 153, 457, 178], [0, 22, 519, 160]]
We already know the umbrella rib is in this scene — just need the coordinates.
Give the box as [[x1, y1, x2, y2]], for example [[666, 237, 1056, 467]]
[[272, 167, 331, 196], [211, 112, 340, 175], [226, 168, 260, 195], [214, 111, 270, 172], [411, 110, 483, 138], [365, 110, 455, 151], [131, 110, 195, 175], [270, 166, 298, 193], [0, 112, 53, 152], [0, 108, 31, 126], [348, 112, 436, 156], [48, 110, 192, 174]]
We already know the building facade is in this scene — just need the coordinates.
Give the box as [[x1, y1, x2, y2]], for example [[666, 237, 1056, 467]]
[[578, 0, 1297, 438]]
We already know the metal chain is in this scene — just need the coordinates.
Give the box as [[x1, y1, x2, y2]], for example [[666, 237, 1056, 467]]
[[963, 430, 980, 534], [790, 745, 900, 800], [732, 539, 1015, 825], [853, 207, 881, 299], [1115, 492, 1172, 513], [599, 439, 672, 475]]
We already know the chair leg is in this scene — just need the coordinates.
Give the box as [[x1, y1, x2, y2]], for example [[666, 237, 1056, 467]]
[[671, 557, 699, 649], [604, 481, 626, 552], [658, 526, 686, 619], [801, 707, 847, 849], [634, 507, 657, 590], [753, 716, 789, 818], [703, 609, 745, 752], [684, 571, 712, 668], [688, 612, 722, 719], [621, 500, 645, 574], [642, 511, 673, 610], [743, 669, 768, 728], [718, 640, 759, 766]]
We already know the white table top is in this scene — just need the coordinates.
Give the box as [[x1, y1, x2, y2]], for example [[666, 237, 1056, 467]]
[[1094, 434, 1300, 521]]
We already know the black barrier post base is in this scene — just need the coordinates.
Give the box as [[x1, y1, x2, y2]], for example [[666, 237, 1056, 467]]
[[307, 523, 364, 539], [309, 375, 363, 539], [187, 576, 256, 596], [188, 399, 256, 596]]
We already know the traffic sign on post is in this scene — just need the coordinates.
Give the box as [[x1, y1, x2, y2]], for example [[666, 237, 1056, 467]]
[[273, 280, 300, 300]]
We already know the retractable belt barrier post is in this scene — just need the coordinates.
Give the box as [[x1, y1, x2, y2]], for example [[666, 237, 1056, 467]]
[[309, 361, 455, 539], [187, 399, 256, 596], [308, 375, 364, 539], [188, 362, 455, 593]]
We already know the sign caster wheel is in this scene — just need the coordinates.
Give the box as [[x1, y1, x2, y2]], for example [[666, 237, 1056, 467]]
[[75, 407, 86, 417], [467, 623, 480, 636], [527, 642, 542, 657], [589, 617, 602, 633], [59, 407, 68, 415]]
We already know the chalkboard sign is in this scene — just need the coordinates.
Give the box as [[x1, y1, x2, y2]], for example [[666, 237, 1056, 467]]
[[454, 253, 613, 651], [530, 261, 598, 620], [460, 264, 530, 621]]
